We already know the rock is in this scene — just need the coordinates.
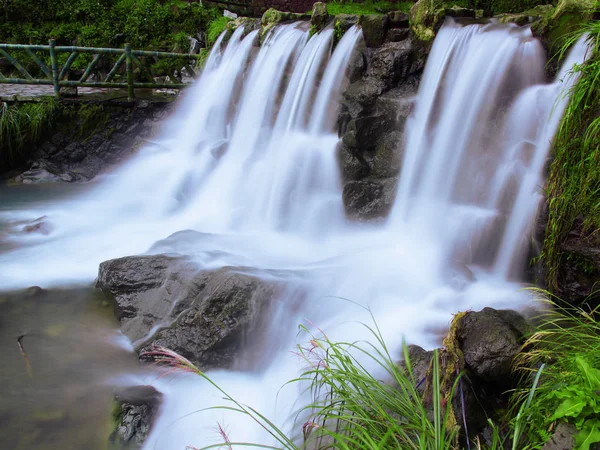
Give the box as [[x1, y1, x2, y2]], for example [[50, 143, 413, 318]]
[[541, 422, 577, 450], [261, 8, 310, 42], [339, 78, 385, 120], [387, 11, 409, 28], [368, 130, 404, 178], [97, 253, 282, 369], [532, 0, 597, 58], [445, 6, 476, 18], [311, 2, 328, 31], [368, 40, 415, 89], [401, 345, 433, 393], [342, 179, 395, 221], [388, 28, 410, 42], [187, 36, 200, 55], [358, 14, 390, 48], [110, 385, 162, 448], [335, 13, 359, 33], [21, 216, 53, 235], [223, 9, 238, 19], [456, 307, 529, 385], [555, 220, 600, 307], [410, 0, 444, 43]]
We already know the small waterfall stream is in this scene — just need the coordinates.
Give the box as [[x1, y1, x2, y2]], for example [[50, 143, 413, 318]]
[[0, 18, 590, 450]]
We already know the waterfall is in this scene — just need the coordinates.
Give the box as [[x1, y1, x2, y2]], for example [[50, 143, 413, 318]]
[[0, 17, 590, 450]]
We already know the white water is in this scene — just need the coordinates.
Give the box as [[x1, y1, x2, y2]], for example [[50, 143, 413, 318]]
[[0, 18, 590, 449]]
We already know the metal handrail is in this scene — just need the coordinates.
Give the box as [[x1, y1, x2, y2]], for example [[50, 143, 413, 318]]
[[0, 40, 201, 100]]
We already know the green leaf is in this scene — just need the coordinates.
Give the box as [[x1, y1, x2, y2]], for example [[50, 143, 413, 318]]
[[575, 419, 600, 450], [576, 356, 600, 391], [550, 397, 587, 421]]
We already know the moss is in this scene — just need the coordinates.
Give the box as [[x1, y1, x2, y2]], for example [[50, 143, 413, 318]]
[[410, 0, 444, 43]]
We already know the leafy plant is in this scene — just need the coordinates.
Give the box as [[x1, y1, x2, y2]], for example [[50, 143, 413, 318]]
[[207, 16, 232, 46], [516, 290, 600, 450]]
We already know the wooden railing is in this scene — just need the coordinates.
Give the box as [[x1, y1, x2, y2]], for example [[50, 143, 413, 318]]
[[0, 40, 201, 101]]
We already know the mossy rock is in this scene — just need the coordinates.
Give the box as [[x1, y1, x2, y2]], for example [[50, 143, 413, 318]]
[[532, 0, 598, 55], [311, 2, 329, 32], [409, 0, 445, 43], [260, 8, 310, 43], [496, 4, 554, 26]]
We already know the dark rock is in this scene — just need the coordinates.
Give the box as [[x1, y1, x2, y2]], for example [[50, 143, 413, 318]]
[[345, 37, 367, 83], [555, 221, 600, 307], [358, 14, 390, 48], [457, 307, 529, 385], [387, 11, 409, 28], [97, 253, 282, 369], [11, 103, 174, 183], [368, 130, 404, 178], [369, 40, 415, 89], [388, 28, 410, 42], [445, 6, 476, 18], [110, 385, 162, 448], [401, 345, 433, 393], [339, 78, 385, 120]]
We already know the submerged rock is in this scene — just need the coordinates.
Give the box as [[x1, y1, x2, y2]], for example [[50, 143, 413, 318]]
[[97, 253, 283, 369], [110, 385, 162, 448]]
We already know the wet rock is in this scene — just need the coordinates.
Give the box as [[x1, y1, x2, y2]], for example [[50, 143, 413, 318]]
[[97, 252, 282, 369], [110, 385, 162, 448], [368, 130, 404, 178], [261, 8, 310, 42], [342, 179, 395, 221], [21, 216, 53, 235], [358, 14, 390, 48], [456, 307, 529, 385], [311, 2, 329, 31], [445, 6, 476, 18]]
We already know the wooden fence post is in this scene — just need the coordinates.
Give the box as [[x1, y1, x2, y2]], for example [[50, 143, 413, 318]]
[[49, 39, 60, 98], [125, 43, 134, 102]]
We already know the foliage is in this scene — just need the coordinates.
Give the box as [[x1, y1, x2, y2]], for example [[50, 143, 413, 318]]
[[325, 1, 407, 16], [541, 21, 600, 289], [515, 291, 600, 449], [0, 99, 61, 171], [207, 16, 232, 46]]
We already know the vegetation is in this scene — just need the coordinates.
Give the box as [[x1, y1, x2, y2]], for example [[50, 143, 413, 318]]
[[0, 99, 61, 170], [325, 1, 411, 15], [515, 292, 600, 449], [542, 21, 600, 289], [147, 317, 555, 450], [0, 100, 109, 172], [207, 16, 232, 46]]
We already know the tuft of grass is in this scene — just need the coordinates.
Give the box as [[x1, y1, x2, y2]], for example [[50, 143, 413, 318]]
[[325, 1, 408, 16], [541, 21, 600, 290], [207, 16, 232, 46]]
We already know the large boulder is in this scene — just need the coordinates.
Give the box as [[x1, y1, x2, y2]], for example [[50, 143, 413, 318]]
[[110, 385, 162, 448], [456, 307, 530, 385], [97, 253, 283, 369]]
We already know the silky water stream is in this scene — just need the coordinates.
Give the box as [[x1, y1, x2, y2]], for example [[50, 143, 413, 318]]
[[0, 19, 590, 450]]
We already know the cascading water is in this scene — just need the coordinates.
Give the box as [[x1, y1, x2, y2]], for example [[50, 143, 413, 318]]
[[0, 17, 590, 450]]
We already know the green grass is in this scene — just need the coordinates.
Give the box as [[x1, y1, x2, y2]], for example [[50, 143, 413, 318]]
[[325, 1, 411, 16], [207, 16, 232, 46], [541, 21, 600, 290]]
